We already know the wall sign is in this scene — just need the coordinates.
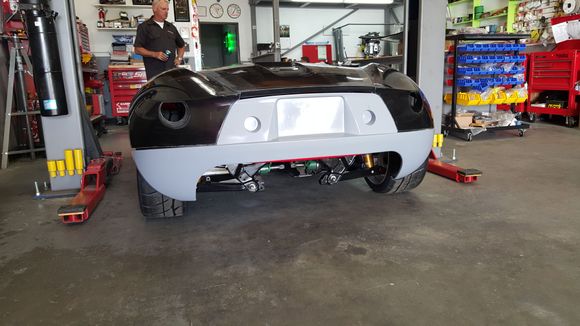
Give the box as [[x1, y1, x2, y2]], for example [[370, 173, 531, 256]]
[[280, 25, 290, 38], [173, 0, 191, 22], [197, 6, 207, 17]]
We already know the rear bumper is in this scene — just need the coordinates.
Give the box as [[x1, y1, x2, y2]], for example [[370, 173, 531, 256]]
[[132, 128, 434, 201]]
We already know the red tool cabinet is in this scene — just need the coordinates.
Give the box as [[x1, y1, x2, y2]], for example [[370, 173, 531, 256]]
[[527, 50, 580, 127], [108, 65, 147, 119], [302, 44, 332, 63]]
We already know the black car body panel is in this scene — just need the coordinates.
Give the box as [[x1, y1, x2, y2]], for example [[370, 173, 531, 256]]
[[129, 63, 433, 149]]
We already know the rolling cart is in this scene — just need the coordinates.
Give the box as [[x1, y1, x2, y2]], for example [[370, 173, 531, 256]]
[[527, 48, 580, 127], [108, 65, 147, 123], [444, 34, 530, 141]]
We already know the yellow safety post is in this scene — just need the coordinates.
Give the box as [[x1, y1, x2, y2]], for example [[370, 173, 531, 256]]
[[64, 149, 75, 176], [56, 160, 66, 177], [433, 134, 438, 148], [437, 134, 444, 148], [73, 149, 84, 175], [47, 160, 57, 178]]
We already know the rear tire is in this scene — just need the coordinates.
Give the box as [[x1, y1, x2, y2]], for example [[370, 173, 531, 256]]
[[137, 171, 185, 219], [365, 153, 428, 194]]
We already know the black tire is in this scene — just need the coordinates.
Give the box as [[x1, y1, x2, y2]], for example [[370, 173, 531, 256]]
[[364, 153, 428, 194], [137, 171, 185, 219]]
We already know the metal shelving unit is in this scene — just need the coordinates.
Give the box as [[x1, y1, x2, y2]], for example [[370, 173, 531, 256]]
[[447, 0, 519, 33], [96, 27, 137, 31], [444, 33, 531, 141], [92, 4, 151, 9]]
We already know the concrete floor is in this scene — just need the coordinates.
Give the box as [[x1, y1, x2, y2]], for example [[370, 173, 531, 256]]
[[0, 122, 579, 325]]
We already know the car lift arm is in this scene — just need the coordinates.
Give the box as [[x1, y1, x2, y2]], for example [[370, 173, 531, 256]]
[[427, 150, 482, 183]]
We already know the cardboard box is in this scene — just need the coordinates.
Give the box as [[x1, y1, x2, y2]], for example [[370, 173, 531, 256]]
[[455, 113, 474, 129]]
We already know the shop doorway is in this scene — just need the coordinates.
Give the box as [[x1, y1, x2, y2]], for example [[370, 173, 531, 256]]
[[199, 23, 240, 69]]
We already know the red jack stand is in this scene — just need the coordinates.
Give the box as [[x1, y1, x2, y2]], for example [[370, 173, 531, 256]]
[[427, 150, 481, 183], [58, 152, 122, 224]]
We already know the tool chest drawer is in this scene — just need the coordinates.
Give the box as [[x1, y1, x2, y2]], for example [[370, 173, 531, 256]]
[[529, 51, 580, 90], [108, 65, 147, 118], [110, 70, 146, 81]]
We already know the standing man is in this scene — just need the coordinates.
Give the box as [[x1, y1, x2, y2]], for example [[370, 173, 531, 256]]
[[134, 0, 186, 79]]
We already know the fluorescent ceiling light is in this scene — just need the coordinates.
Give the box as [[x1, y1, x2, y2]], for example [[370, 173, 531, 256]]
[[344, 0, 394, 3], [290, 0, 341, 2], [291, 0, 394, 3]]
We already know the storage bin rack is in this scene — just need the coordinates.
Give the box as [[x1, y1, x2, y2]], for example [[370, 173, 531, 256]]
[[107, 65, 147, 121], [444, 34, 530, 141], [527, 50, 580, 127]]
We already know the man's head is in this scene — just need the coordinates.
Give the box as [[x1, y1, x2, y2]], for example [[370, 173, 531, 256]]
[[152, 0, 169, 22]]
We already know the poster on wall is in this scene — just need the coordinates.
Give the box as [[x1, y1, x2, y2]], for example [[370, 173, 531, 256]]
[[132, 0, 153, 5], [280, 25, 290, 38], [174, 0, 191, 22]]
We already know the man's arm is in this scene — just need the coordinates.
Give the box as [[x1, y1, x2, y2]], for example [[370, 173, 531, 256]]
[[135, 47, 169, 62], [173, 26, 187, 66], [174, 46, 185, 66]]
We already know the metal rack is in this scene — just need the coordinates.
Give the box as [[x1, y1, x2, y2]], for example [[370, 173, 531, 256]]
[[444, 33, 530, 141], [1, 34, 44, 169]]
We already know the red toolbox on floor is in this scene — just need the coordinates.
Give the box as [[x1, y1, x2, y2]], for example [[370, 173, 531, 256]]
[[527, 43, 580, 126], [108, 65, 147, 118]]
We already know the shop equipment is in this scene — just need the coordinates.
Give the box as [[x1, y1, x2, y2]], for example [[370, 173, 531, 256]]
[[427, 150, 481, 183], [444, 34, 530, 141], [12, 0, 122, 223], [108, 65, 147, 122], [526, 37, 580, 127], [1, 33, 44, 169], [58, 152, 122, 224]]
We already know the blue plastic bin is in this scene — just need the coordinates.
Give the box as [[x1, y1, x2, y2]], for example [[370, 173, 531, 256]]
[[505, 56, 517, 63], [458, 56, 471, 63], [497, 44, 509, 51], [481, 78, 494, 86], [457, 67, 474, 75]]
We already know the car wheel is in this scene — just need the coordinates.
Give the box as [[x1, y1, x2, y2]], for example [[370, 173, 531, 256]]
[[364, 152, 428, 194], [137, 170, 185, 219]]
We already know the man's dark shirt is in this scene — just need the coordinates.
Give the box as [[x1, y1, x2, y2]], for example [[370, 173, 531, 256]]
[[134, 17, 186, 79]]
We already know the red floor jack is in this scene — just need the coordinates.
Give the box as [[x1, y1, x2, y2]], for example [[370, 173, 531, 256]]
[[57, 152, 123, 224], [427, 150, 481, 183]]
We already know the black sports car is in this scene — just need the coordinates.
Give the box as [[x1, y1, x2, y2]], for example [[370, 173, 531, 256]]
[[129, 63, 434, 218]]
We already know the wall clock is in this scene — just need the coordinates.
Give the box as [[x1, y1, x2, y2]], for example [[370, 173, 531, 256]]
[[209, 3, 224, 19], [227, 4, 241, 19]]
